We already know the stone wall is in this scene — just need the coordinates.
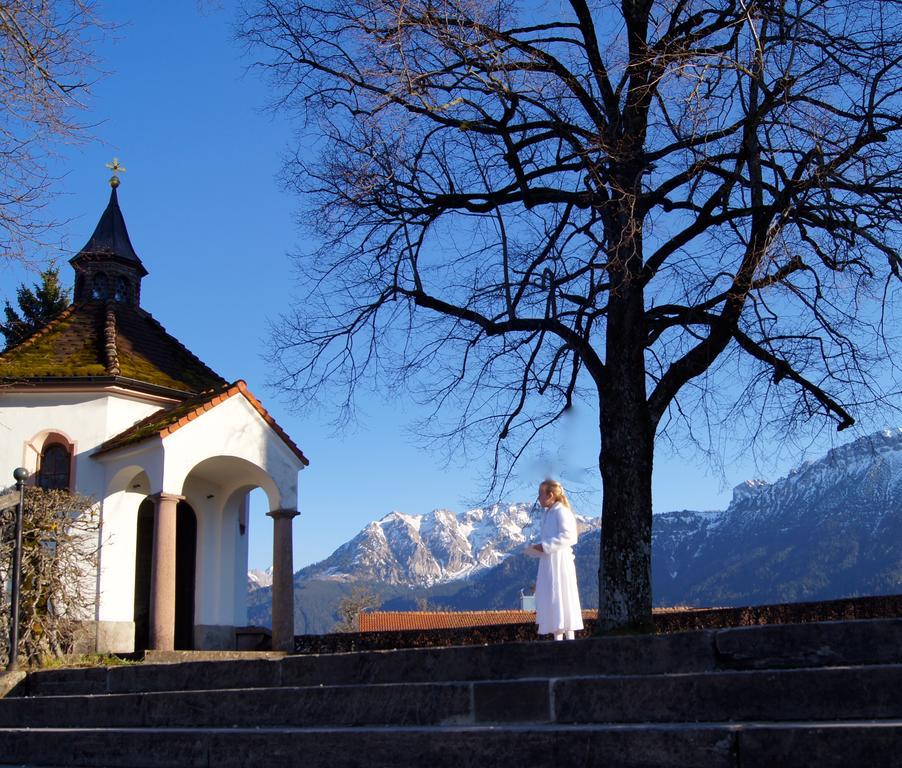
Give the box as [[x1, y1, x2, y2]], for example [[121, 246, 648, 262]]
[[293, 594, 902, 654]]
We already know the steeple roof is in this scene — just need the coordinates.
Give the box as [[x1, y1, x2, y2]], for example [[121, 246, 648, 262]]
[[1, 175, 223, 396], [70, 186, 148, 277]]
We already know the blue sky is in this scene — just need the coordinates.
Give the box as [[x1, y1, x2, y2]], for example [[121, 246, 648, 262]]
[[2, 2, 893, 571]]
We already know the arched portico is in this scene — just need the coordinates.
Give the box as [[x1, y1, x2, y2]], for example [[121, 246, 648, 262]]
[[133, 496, 197, 652], [174, 456, 295, 651], [94, 384, 307, 653]]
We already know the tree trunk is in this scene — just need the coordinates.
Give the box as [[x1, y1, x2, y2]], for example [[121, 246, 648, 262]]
[[597, 413, 654, 632], [597, 264, 655, 633]]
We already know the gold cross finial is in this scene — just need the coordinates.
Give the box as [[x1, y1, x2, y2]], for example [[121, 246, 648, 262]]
[[105, 157, 126, 188]]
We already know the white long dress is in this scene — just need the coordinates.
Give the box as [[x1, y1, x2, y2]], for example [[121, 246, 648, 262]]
[[534, 501, 584, 635]]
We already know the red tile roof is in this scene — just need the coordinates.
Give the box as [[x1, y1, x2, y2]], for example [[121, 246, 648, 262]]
[[358, 610, 599, 632], [95, 380, 309, 466]]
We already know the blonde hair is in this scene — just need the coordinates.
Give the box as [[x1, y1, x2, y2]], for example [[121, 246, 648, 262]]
[[539, 479, 571, 509]]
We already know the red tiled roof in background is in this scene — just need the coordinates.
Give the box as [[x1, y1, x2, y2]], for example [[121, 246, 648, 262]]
[[358, 610, 599, 632], [95, 380, 309, 466]]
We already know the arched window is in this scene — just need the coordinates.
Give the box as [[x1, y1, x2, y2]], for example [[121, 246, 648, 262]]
[[91, 272, 109, 300], [38, 443, 71, 490], [114, 276, 131, 304]]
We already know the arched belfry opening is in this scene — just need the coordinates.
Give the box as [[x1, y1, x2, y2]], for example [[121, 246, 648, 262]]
[[133, 498, 198, 652]]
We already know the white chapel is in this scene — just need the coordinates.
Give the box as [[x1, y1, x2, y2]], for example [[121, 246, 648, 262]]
[[0, 176, 307, 653]]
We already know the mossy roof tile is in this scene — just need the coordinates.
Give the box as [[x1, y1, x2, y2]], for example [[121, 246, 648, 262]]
[[2, 300, 308, 467], [0, 301, 225, 394]]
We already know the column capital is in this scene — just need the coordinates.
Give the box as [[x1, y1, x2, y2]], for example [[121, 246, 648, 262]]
[[151, 492, 185, 504], [267, 508, 300, 520]]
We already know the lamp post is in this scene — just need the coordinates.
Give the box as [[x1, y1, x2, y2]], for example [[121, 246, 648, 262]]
[[7, 467, 29, 671]]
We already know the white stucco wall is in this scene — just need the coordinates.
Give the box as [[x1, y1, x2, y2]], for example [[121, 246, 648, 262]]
[[0, 389, 170, 499], [233, 493, 251, 626], [96, 487, 144, 623], [1, 389, 172, 630], [181, 474, 223, 625], [160, 393, 303, 509], [2, 386, 305, 647]]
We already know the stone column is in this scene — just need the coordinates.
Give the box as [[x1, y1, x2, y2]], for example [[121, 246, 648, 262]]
[[267, 508, 299, 652], [149, 493, 183, 651]]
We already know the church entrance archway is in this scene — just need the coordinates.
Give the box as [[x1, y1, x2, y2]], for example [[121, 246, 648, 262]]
[[133, 500, 153, 652], [173, 501, 197, 650], [133, 498, 198, 652]]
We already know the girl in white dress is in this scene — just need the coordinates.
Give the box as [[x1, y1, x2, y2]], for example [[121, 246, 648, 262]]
[[526, 479, 583, 640]]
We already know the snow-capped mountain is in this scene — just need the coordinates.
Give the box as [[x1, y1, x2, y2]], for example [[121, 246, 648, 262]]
[[248, 428, 901, 632], [299, 502, 600, 587], [651, 427, 902, 605], [247, 566, 274, 591], [696, 427, 902, 531]]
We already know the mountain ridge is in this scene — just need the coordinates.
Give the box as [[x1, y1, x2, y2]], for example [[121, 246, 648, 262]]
[[248, 428, 902, 633], [301, 503, 601, 587]]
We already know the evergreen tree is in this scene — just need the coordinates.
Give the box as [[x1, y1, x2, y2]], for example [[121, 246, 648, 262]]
[[1, 266, 70, 349]]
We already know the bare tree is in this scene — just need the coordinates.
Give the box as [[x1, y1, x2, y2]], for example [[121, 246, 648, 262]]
[[332, 586, 381, 632], [0, 487, 99, 666], [241, 0, 902, 631], [0, 0, 105, 261]]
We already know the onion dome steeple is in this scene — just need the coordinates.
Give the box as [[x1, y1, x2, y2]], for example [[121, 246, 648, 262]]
[[70, 159, 148, 306]]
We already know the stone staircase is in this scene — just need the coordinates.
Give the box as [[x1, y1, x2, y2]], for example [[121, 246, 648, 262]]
[[0, 618, 899, 767]]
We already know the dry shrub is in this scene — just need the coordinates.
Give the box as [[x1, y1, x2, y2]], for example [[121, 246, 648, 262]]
[[1, 487, 98, 666]]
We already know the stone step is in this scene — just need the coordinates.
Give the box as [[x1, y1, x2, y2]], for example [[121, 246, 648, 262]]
[[3, 620, 899, 768], [19, 618, 902, 698], [712, 616, 902, 669], [0, 721, 900, 768], [0, 681, 473, 729], [3, 663, 900, 729], [554, 664, 902, 724]]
